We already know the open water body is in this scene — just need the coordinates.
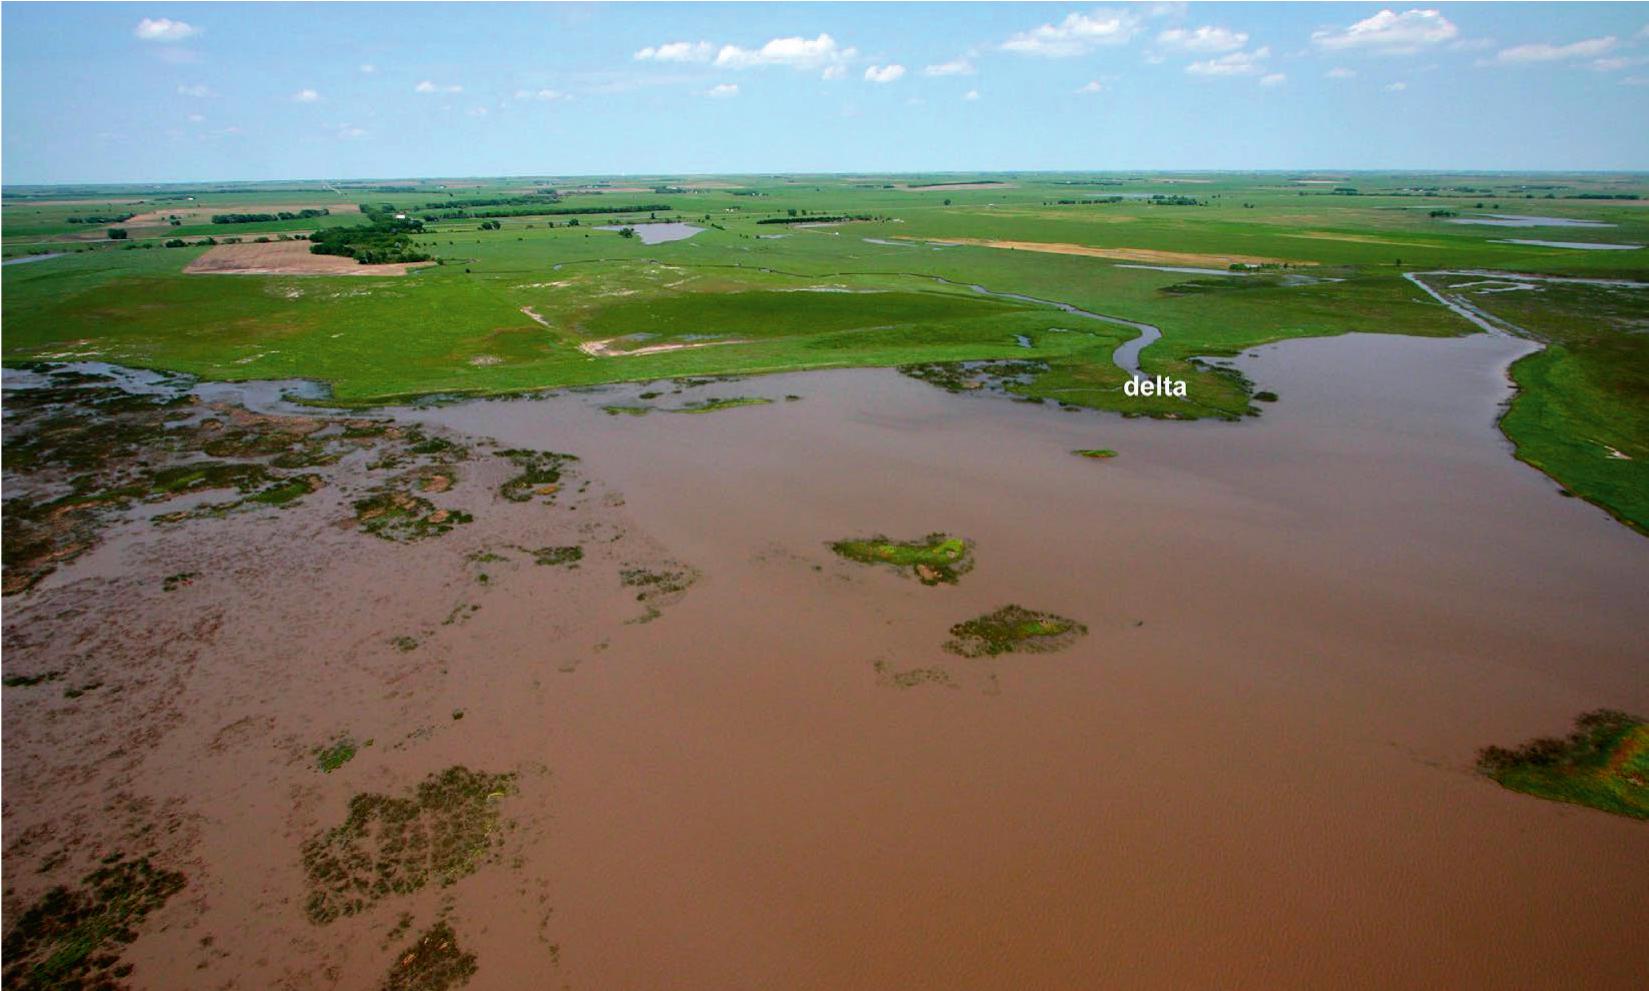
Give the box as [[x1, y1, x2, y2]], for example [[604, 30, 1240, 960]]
[[593, 222, 705, 245], [390, 328, 1649, 989]]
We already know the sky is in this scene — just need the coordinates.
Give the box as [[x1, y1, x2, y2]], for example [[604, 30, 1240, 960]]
[[3, 2, 1648, 184]]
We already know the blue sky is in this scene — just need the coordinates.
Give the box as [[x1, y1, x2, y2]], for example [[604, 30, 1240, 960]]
[[4, 2, 1647, 183]]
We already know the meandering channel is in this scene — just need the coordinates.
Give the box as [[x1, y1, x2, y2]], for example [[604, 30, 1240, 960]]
[[927, 277, 1161, 377]]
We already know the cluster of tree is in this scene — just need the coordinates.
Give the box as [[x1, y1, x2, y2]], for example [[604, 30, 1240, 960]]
[[107, 228, 129, 240], [478, 220, 503, 230], [420, 202, 672, 222], [755, 214, 877, 225], [1147, 195, 1203, 206], [413, 194, 559, 211], [67, 214, 136, 224], [905, 180, 1005, 189], [308, 214, 431, 265], [1052, 197, 1124, 205], [1330, 187, 1360, 196], [617, 227, 637, 238], [1429, 209, 1459, 218], [211, 209, 330, 224], [1573, 192, 1641, 200]]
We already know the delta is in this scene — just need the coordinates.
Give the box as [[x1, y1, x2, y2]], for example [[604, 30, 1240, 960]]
[[1124, 375, 1187, 398]]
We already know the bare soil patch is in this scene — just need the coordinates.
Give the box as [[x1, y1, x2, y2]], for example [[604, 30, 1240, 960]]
[[185, 240, 434, 277], [899, 236, 1310, 268], [577, 337, 746, 358]]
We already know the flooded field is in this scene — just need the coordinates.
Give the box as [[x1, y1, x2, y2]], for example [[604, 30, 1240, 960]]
[[4, 328, 1647, 989]]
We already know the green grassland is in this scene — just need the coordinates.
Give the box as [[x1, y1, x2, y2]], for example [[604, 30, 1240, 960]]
[[5, 171, 1648, 529]]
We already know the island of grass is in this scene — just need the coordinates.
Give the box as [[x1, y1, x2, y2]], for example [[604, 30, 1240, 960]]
[[829, 532, 974, 586], [1072, 448, 1117, 459], [944, 604, 1087, 657], [668, 396, 772, 414], [1476, 709, 1647, 819]]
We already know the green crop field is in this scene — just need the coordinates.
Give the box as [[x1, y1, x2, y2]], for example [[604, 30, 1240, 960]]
[[5, 171, 1647, 530]]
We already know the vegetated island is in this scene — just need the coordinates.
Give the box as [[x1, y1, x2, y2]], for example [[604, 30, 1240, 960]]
[[1476, 709, 1648, 819], [943, 605, 1088, 657], [1072, 448, 1118, 459], [829, 533, 975, 585]]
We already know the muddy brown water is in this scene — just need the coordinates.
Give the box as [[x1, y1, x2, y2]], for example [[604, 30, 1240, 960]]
[[4, 329, 1647, 989]]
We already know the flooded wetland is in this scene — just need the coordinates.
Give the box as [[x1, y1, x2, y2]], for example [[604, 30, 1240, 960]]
[[4, 320, 1645, 989]]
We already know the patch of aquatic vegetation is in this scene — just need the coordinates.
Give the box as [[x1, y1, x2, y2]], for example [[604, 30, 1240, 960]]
[[602, 396, 775, 416], [899, 360, 1049, 395], [162, 571, 198, 591], [1072, 448, 1118, 459], [316, 737, 359, 773], [301, 766, 516, 925], [829, 533, 975, 586], [353, 490, 473, 542], [498, 449, 578, 503], [3, 670, 63, 687], [668, 396, 773, 414], [526, 545, 583, 567], [872, 660, 957, 689], [1477, 709, 1648, 819], [944, 605, 1088, 658], [381, 921, 478, 991], [620, 562, 698, 621], [0, 854, 186, 991], [0, 368, 454, 594]]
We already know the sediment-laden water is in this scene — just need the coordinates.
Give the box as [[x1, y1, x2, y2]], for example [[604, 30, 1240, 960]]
[[4, 325, 1647, 989]]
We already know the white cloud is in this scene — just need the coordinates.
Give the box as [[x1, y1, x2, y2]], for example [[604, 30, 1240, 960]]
[[134, 18, 200, 42], [467, 106, 488, 117], [359, 63, 377, 74], [514, 88, 568, 101], [1077, 80, 1105, 93], [1488, 36, 1617, 65], [1621, 74, 1649, 86], [176, 83, 213, 97], [704, 83, 740, 98], [1310, 9, 1458, 54], [635, 41, 713, 62], [415, 80, 463, 94], [1384, 81, 1408, 91], [186, 113, 205, 124], [864, 64, 905, 83], [1003, 9, 1140, 57], [1260, 72, 1287, 87], [293, 89, 320, 103], [1592, 55, 1649, 72], [1325, 67, 1358, 79], [963, 89, 980, 101], [336, 124, 367, 140], [923, 57, 976, 76], [1186, 46, 1270, 76], [822, 64, 847, 80], [1156, 25, 1248, 53], [714, 34, 856, 73]]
